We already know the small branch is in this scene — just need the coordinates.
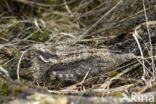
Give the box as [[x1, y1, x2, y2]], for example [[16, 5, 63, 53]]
[[0, 65, 10, 78], [17, 50, 28, 81], [133, 31, 146, 78]]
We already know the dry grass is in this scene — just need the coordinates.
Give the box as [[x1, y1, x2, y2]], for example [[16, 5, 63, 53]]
[[0, 0, 156, 103]]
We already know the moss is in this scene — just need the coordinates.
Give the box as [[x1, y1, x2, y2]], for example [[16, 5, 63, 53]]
[[95, 91, 124, 97], [28, 28, 49, 42], [12, 85, 31, 97], [108, 71, 119, 78], [0, 79, 9, 96], [113, 91, 124, 97]]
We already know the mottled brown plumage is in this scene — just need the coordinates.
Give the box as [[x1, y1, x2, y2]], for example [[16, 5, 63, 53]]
[[28, 44, 134, 84]]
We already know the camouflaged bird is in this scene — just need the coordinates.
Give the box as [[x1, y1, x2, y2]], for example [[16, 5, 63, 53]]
[[26, 44, 134, 85]]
